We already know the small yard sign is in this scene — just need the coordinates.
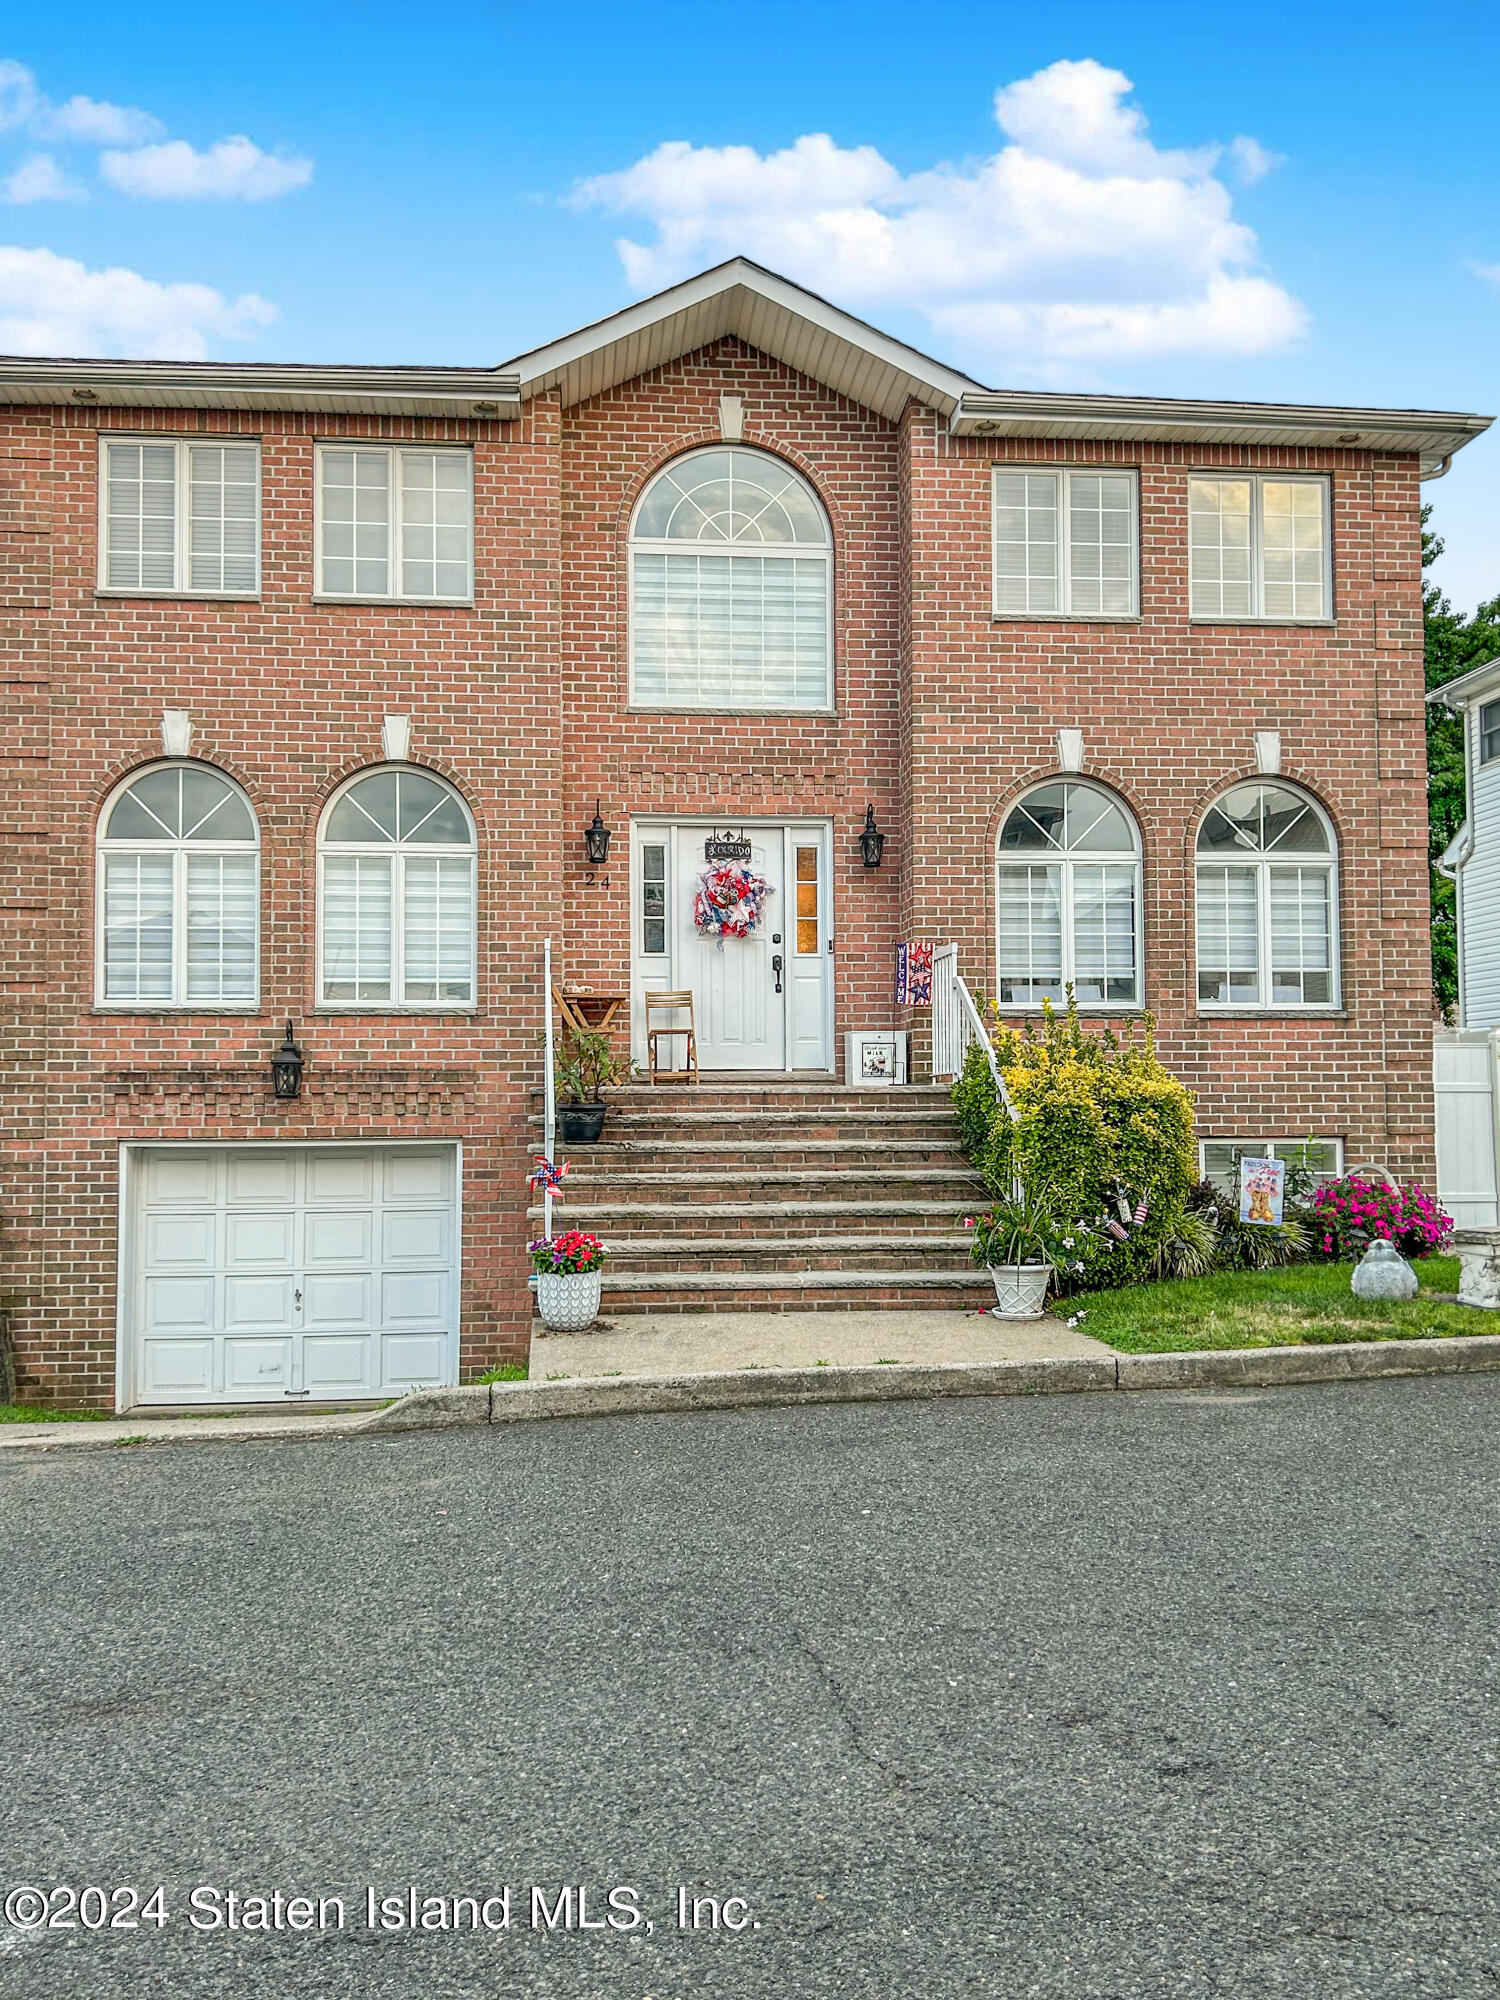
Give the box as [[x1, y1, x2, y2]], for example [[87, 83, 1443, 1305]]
[[1238, 1155, 1286, 1226]]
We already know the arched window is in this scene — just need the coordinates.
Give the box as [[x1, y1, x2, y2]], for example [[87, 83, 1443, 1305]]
[[97, 764, 259, 1006], [996, 782, 1142, 1008], [630, 446, 832, 711], [1195, 783, 1338, 1009], [318, 767, 476, 1007]]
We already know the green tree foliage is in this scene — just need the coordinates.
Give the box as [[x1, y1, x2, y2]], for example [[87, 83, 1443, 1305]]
[[1424, 506, 1500, 1016]]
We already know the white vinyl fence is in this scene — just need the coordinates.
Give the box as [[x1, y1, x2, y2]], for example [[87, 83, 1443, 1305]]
[[1435, 1028, 1500, 1227]]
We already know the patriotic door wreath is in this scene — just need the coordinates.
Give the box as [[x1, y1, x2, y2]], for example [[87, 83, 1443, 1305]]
[[692, 862, 773, 946]]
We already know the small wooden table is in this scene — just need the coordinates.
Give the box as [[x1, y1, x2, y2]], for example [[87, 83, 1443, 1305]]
[[553, 989, 628, 1036]]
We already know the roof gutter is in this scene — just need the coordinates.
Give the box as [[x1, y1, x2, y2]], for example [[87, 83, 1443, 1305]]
[[0, 358, 522, 419]]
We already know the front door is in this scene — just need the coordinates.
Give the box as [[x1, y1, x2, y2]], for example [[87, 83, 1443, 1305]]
[[675, 824, 786, 1069], [632, 821, 832, 1073]]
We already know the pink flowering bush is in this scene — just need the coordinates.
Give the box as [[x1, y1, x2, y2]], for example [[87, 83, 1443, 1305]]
[[1311, 1177, 1453, 1262]]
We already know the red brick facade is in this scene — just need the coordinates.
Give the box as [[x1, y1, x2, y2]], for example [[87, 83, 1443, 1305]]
[[0, 323, 1440, 1407]]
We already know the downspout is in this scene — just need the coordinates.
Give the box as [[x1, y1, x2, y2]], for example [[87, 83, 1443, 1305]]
[[1422, 453, 1455, 482]]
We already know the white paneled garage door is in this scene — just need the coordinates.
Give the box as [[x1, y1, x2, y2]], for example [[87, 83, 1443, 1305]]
[[126, 1145, 459, 1406]]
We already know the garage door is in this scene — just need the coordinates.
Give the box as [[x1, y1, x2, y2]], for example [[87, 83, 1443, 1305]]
[[128, 1145, 458, 1405]]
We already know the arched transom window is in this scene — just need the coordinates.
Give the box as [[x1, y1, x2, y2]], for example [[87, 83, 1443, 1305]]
[[98, 764, 259, 1006], [1195, 784, 1338, 1008], [319, 768, 476, 1007], [996, 782, 1142, 1008], [630, 446, 832, 711]]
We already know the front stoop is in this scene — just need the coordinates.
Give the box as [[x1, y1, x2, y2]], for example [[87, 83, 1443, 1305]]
[[533, 1082, 991, 1315]]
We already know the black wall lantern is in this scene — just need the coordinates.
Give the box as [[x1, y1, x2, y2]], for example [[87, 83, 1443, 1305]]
[[271, 1020, 304, 1100], [858, 804, 886, 869], [584, 799, 613, 866]]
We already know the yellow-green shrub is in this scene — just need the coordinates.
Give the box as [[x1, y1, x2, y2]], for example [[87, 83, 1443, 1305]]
[[952, 998, 1197, 1290]]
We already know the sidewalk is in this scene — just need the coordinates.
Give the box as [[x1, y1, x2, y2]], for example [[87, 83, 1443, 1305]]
[[530, 1306, 1107, 1379]]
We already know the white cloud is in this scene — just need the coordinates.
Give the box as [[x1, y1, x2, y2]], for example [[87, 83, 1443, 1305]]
[[0, 244, 276, 357], [39, 94, 163, 145], [99, 133, 313, 200], [1470, 261, 1500, 286], [0, 58, 38, 129], [573, 58, 1305, 372], [2, 154, 83, 203], [1228, 135, 1282, 185]]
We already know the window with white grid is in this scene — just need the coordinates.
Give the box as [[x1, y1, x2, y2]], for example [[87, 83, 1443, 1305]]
[[996, 782, 1142, 1007], [97, 763, 259, 1006], [1195, 783, 1338, 1009], [100, 438, 260, 595], [319, 767, 476, 1007], [1480, 698, 1500, 766], [629, 447, 832, 710], [317, 446, 473, 602], [993, 469, 1138, 618], [1189, 476, 1329, 621]]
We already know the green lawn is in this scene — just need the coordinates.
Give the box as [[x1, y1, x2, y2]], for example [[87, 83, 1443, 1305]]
[[1075, 1256, 1490, 1354], [0, 1402, 111, 1424]]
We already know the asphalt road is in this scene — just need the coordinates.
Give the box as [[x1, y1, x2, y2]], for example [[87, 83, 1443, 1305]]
[[2, 1378, 1498, 2000]]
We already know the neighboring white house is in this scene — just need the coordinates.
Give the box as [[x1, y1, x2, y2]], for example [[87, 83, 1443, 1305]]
[[1430, 656, 1500, 1029], [1430, 658, 1500, 1226]]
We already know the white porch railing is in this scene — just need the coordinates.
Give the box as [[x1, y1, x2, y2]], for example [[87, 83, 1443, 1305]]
[[931, 943, 1014, 1115], [542, 937, 557, 1238]]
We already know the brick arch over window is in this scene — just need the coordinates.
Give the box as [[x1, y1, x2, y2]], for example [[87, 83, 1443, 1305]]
[[624, 442, 836, 712]]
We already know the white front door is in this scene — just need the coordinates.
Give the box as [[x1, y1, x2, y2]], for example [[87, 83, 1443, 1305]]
[[127, 1144, 458, 1406], [632, 821, 832, 1073]]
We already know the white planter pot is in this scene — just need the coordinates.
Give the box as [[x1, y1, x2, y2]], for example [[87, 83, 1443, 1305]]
[[988, 1263, 1053, 1319], [536, 1269, 603, 1331]]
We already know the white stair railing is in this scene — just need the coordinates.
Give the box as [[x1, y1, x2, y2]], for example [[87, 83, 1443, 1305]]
[[542, 937, 557, 1239], [931, 942, 1016, 1119]]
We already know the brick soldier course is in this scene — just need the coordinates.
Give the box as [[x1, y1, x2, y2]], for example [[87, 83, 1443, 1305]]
[[0, 258, 1488, 1407]]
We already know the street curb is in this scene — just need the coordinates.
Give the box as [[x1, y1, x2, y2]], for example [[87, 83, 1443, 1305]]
[[7, 1333, 1499, 1451]]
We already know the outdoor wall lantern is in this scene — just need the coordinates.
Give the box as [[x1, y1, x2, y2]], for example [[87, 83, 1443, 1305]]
[[271, 1020, 305, 1100], [858, 805, 886, 869], [584, 799, 614, 866]]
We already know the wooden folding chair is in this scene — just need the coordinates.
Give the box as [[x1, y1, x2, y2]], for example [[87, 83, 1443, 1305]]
[[645, 990, 699, 1085], [552, 986, 591, 1037]]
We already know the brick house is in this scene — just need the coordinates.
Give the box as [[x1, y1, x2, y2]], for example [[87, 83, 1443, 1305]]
[[0, 259, 1488, 1409]]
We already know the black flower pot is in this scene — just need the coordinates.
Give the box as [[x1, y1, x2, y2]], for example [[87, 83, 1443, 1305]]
[[558, 1102, 607, 1143]]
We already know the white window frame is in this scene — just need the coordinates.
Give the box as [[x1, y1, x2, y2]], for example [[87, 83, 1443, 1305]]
[[994, 780, 1145, 1011], [1187, 473, 1333, 623], [991, 466, 1140, 620], [1199, 1138, 1345, 1192], [314, 444, 474, 605], [1194, 786, 1341, 1013], [97, 435, 262, 597], [95, 762, 260, 1009], [316, 764, 478, 1011], [627, 446, 834, 714], [1479, 698, 1500, 767]]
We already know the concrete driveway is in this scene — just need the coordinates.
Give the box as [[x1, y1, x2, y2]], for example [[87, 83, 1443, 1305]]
[[3, 1377, 1498, 1998]]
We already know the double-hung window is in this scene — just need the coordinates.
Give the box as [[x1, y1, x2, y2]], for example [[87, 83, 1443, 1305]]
[[100, 438, 260, 595], [97, 764, 259, 1006], [1195, 784, 1339, 1009], [316, 446, 473, 602], [1480, 698, 1500, 766], [993, 468, 1138, 618], [1189, 475, 1330, 620], [996, 782, 1143, 1007], [318, 767, 476, 1007], [1200, 1139, 1344, 1196]]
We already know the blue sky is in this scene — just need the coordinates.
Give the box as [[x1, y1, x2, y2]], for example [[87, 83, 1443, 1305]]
[[3, 0, 1497, 608]]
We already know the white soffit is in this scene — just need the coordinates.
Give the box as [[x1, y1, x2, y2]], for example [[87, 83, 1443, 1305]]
[[505, 259, 983, 422]]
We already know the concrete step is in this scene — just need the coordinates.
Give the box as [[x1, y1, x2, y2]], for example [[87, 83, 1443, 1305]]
[[601, 1236, 975, 1274], [555, 1167, 988, 1204], [531, 1199, 972, 1238], [537, 1083, 948, 1112], [591, 1268, 994, 1315], [535, 1111, 962, 1142], [569, 1139, 972, 1171]]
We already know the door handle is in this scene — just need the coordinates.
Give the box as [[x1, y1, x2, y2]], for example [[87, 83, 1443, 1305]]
[[771, 953, 783, 994]]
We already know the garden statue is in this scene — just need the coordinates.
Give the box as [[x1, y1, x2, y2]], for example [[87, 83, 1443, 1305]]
[[1350, 1239, 1418, 1302]]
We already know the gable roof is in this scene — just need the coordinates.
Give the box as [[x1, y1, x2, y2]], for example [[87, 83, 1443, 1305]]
[[504, 257, 981, 423], [1428, 656, 1500, 708], [507, 258, 1490, 470]]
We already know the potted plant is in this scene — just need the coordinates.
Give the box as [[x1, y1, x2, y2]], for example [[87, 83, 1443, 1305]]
[[554, 1028, 632, 1143], [531, 1229, 608, 1330], [965, 1189, 1076, 1319]]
